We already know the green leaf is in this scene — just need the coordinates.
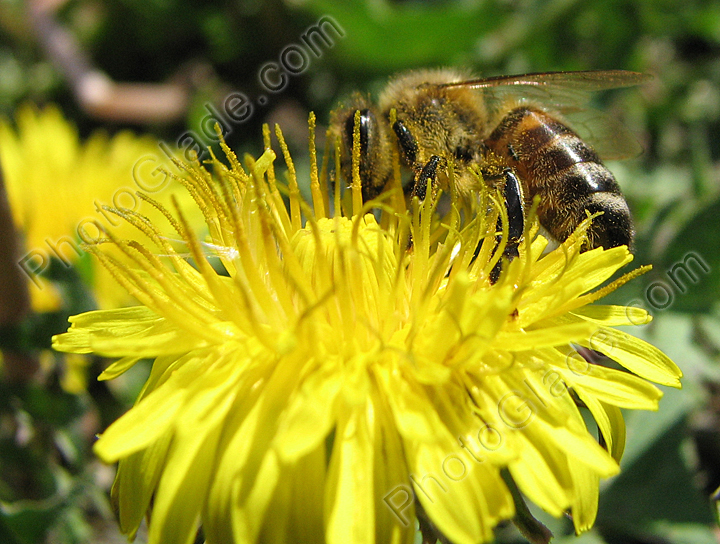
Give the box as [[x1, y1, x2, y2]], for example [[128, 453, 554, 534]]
[[0, 515, 24, 544], [0, 500, 61, 544], [552, 529, 608, 544], [297, 2, 507, 71], [657, 196, 720, 314], [599, 417, 714, 529]]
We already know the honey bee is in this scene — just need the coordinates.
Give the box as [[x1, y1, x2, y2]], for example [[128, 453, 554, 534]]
[[330, 68, 649, 258]]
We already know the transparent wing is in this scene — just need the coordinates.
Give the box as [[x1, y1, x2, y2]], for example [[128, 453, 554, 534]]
[[437, 70, 650, 159], [562, 107, 644, 160], [437, 70, 651, 95]]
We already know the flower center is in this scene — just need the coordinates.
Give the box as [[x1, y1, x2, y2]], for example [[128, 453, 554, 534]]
[[291, 214, 405, 354]]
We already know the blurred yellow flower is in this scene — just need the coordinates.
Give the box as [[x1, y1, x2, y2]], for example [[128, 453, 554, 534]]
[[0, 103, 200, 311], [53, 126, 681, 544]]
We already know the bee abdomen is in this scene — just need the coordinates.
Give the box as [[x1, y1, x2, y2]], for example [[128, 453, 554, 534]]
[[544, 165, 633, 248], [553, 163, 621, 200], [487, 108, 601, 177], [486, 107, 634, 249]]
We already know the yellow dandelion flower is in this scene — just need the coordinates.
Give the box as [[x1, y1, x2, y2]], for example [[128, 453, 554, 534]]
[[0, 103, 201, 311], [53, 120, 681, 544]]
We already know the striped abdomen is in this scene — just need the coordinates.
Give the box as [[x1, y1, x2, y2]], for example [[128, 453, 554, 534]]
[[484, 107, 633, 249]]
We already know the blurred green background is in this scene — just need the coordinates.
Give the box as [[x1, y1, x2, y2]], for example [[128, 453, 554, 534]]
[[0, 0, 719, 543]]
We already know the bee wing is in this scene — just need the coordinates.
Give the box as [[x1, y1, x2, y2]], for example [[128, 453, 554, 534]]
[[439, 70, 650, 160], [438, 70, 651, 94], [561, 107, 645, 160]]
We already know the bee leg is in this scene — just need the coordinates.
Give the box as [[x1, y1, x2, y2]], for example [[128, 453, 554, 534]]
[[412, 155, 444, 201], [502, 168, 525, 248], [402, 154, 443, 253], [392, 119, 445, 201], [490, 168, 524, 283], [401, 155, 443, 253], [392, 119, 419, 165]]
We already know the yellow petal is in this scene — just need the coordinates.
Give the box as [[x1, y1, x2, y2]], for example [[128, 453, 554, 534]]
[[575, 392, 626, 462], [257, 445, 326, 544], [325, 401, 376, 544], [568, 459, 600, 533], [553, 352, 663, 409], [372, 397, 416, 544], [147, 421, 223, 544], [94, 380, 185, 462], [582, 327, 682, 387], [113, 432, 172, 538], [572, 305, 651, 326], [98, 355, 142, 380], [273, 360, 342, 462], [499, 322, 597, 351], [408, 439, 513, 544]]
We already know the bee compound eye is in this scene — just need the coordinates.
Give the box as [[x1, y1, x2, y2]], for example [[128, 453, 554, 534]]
[[344, 108, 374, 154]]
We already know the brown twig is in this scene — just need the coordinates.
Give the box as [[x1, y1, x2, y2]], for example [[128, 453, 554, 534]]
[[0, 152, 38, 382], [27, 0, 190, 124]]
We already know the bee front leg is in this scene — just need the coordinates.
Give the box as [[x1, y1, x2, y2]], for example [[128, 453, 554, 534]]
[[412, 155, 445, 201], [392, 119, 444, 202]]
